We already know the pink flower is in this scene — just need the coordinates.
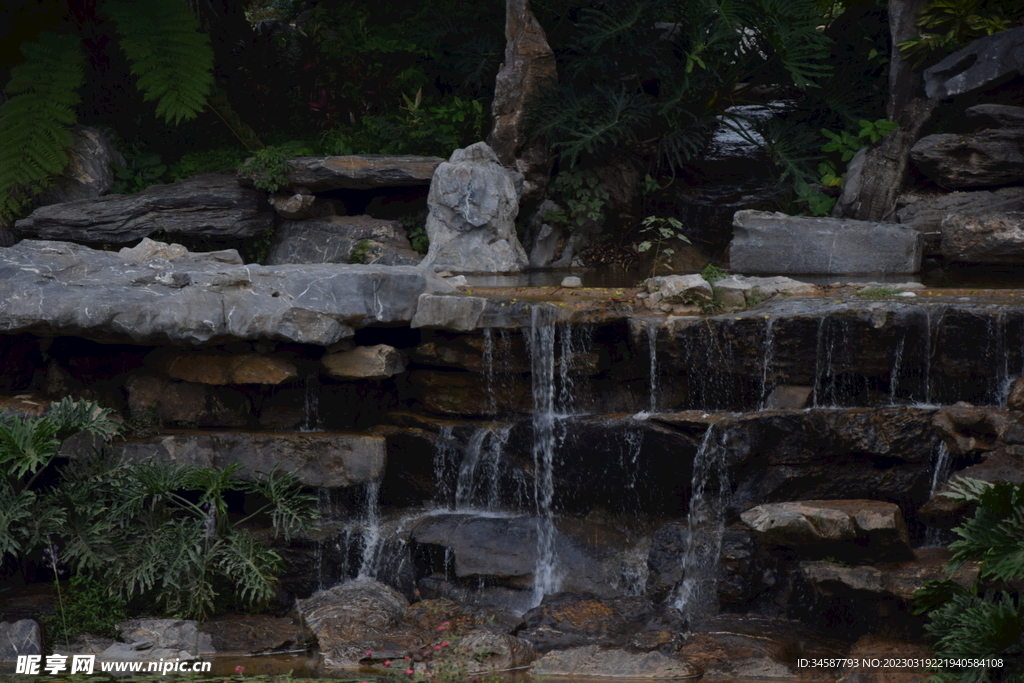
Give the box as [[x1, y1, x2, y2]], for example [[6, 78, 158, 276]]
[[405, 670, 414, 676], [433, 645, 441, 650], [440, 641, 450, 647], [235, 666, 245, 674], [404, 656, 411, 661], [437, 625, 445, 631], [366, 651, 373, 656], [383, 661, 391, 667]]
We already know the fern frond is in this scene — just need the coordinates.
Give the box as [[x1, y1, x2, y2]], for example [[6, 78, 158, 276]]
[[105, 0, 214, 125], [47, 397, 121, 442], [0, 32, 84, 224], [0, 484, 36, 562]]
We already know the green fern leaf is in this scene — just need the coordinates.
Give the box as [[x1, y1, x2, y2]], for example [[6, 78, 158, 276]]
[[0, 32, 84, 224], [105, 0, 214, 125]]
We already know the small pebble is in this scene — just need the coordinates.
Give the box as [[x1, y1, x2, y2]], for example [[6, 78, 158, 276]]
[[561, 276, 583, 288]]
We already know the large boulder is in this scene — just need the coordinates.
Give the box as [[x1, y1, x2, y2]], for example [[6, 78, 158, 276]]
[[157, 351, 298, 385], [923, 26, 1024, 99], [897, 186, 1024, 255], [941, 211, 1024, 263], [16, 174, 274, 244], [740, 500, 910, 554], [910, 129, 1024, 189], [0, 620, 41, 661], [518, 593, 655, 652], [420, 142, 528, 273], [964, 103, 1024, 130], [266, 215, 422, 266], [0, 240, 454, 345], [35, 125, 125, 206], [200, 614, 308, 654], [118, 430, 385, 488], [533, 646, 698, 678], [730, 211, 922, 274], [322, 344, 407, 380], [240, 155, 444, 192]]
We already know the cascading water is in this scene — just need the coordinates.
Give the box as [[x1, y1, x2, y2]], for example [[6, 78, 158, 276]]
[[889, 335, 906, 406], [357, 480, 382, 578], [301, 371, 321, 432], [647, 321, 659, 413], [674, 423, 730, 623], [454, 424, 513, 511], [759, 317, 775, 410], [923, 443, 953, 547]]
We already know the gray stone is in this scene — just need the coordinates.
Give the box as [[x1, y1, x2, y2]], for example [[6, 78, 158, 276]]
[[923, 26, 1024, 99], [713, 275, 819, 308], [524, 201, 568, 268], [941, 211, 1024, 263], [117, 618, 214, 654], [266, 215, 421, 266], [268, 192, 333, 220], [97, 643, 197, 663], [117, 430, 385, 488], [965, 103, 1024, 130], [16, 174, 275, 244], [296, 578, 409, 669], [488, 0, 557, 206], [0, 240, 454, 345], [420, 142, 528, 273], [898, 187, 1024, 237], [119, 237, 243, 265], [764, 385, 813, 409], [910, 129, 1024, 189], [644, 274, 713, 303], [0, 620, 41, 661], [560, 276, 582, 288], [241, 155, 444, 192], [533, 646, 698, 678], [35, 125, 125, 206], [322, 344, 407, 380], [731, 210, 922, 274], [126, 375, 251, 427], [740, 499, 910, 551]]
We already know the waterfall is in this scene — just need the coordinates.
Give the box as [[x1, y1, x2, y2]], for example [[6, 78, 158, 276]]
[[993, 310, 1011, 405], [527, 305, 561, 605], [889, 335, 906, 406], [301, 371, 321, 432], [647, 321, 659, 413], [454, 424, 513, 511], [357, 480, 382, 578], [674, 423, 729, 622], [432, 425, 458, 508], [923, 442, 953, 547], [759, 317, 775, 409]]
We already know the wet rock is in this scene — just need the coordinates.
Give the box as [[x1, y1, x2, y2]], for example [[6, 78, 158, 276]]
[[919, 447, 1024, 529], [266, 215, 422, 266], [126, 375, 251, 427], [322, 344, 407, 380], [524, 201, 568, 268], [16, 174, 274, 244], [117, 618, 214, 654], [488, 0, 557, 207], [518, 593, 653, 652], [456, 629, 536, 671], [1009, 375, 1024, 410], [964, 103, 1024, 130], [200, 614, 308, 654], [296, 578, 410, 668], [799, 547, 978, 601], [764, 385, 813, 409], [837, 635, 933, 683], [713, 275, 819, 308], [717, 525, 779, 609], [0, 620, 41, 660], [941, 211, 1024, 263], [158, 352, 298, 385], [923, 26, 1024, 99], [0, 240, 453, 345], [932, 404, 1012, 455], [34, 125, 125, 206], [731, 211, 922, 274], [406, 369, 532, 416], [645, 522, 689, 603], [410, 333, 530, 373], [740, 500, 910, 554], [420, 143, 528, 274], [911, 129, 1024, 189], [241, 155, 443, 192], [118, 430, 385, 488], [533, 646, 698, 678]]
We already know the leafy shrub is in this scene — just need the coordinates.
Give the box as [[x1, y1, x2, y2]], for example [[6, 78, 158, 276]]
[[637, 215, 690, 275], [543, 170, 611, 231], [169, 147, 249, 181], [111, 153, 168, 194], [42, 573, 128, 647], [238, 143, 308, 193], [899, 0, 1024, 67]]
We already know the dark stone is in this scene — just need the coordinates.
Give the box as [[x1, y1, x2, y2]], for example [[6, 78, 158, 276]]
[[266, 215, 421, 266], [517, 593, 654, 652], [241, 156, 443, 193], [897, 186, 1024, 257], [200, 614, 308, 654], [964, 103, 1024, 130], [35, 125, 125, 206], [0, 620, 42, 660], [0, 334, 40, 391], [911, 129, 1024, 189], [923, 26, 1024, 99], [16, 174, 274, 244], [941, 211, 1024, 263]]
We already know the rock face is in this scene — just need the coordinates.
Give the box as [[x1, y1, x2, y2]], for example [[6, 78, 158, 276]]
[[420, 143, 528, 273], [799, 547, 977, 601], [0, 620, 41, 660], [941, 211, 1024, 263], [322, 344, 407, 380], [16, 174, 274, 244], [518, 593, 654, 652], [0, 240, 453, 345], [730, 210, 922, 274], [456, 629, 536, 671], [159, 352, 298, 385], [910, 129, 1024, 189], [740, 500, 910, 554], [118, 430, 386, 488], [923, 26, 1024, 99], [126, 375, 251, 427], [266, 215, 422, 266], [533, 646, 699, 678], [897, 186, 1024, 256], [35, 125, 125, 206], [965, 103, 1024, 130], [200, 614, 308, 654], [241, 155, 444, 192], [487, 0, 557, 207], [296, 578, 410, 668]]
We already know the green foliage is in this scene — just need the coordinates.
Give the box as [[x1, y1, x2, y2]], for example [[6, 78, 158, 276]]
[[794, 181, 837, 217], [898, 0, 1024, 68], [42, 573, 128, 646], [399, 211, 431, 255], [0, 32, 84, 225], [701, 263, 729, 285], [238, 144, 303, 194], [242, 224, 280, 266], [111, 153, 168, 194], [349, 239, 373, 264], [543, 170, 612, 231], [637, 215, 690, 275], [856, 286, 902, 298], [168, 147, 249, 182], [105, 0, 215, 126], [913, 478, 1024, 683], [46, 397, 121, 442], [821, 119, 899, 162]]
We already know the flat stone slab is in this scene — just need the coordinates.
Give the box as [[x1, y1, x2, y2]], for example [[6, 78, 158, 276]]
[[740, 499, 910, 551], [0, 240, 454, 345], [240, 155, 444, 192], [730, 210, 922, 274], [16, 173, 274, 244], [911, 129, 1024, 189], [117, 430, 385, 488]]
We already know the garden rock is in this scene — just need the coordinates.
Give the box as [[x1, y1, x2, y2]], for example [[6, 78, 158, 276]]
[[713, 275, 819, 308], [524, 200, 569, 268], [117, 618, 214, 654], [200, 614, 308, 654], [897, 186, 1024, 255], [0, 620, 41, 660], [923, 26, 1024, 99], [157, 351, 298, 385], [0, 240, 454, 345], [420, 142, 528, 273], [118, 237, 243, 265], [34, 125, 125, 206], [118, 430, 385, 489], [322, 344, 407, 380], [519, 593, 655, 652], [910, 128, 1024, 189], [243, 155, 444, 192], [126, 375, 251, 427], [533, 646, 698, 678], [964, 103, 1024, 130], [456, 629, 536, 671], [16, 173, 274, 244], [268, 192, 333, 220], [644, 274, 713, 305], [730, 210, 922, 274], [740, 499, 910, 555], [941, 211, 1024, 263], [266, 215, 421, 266]]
